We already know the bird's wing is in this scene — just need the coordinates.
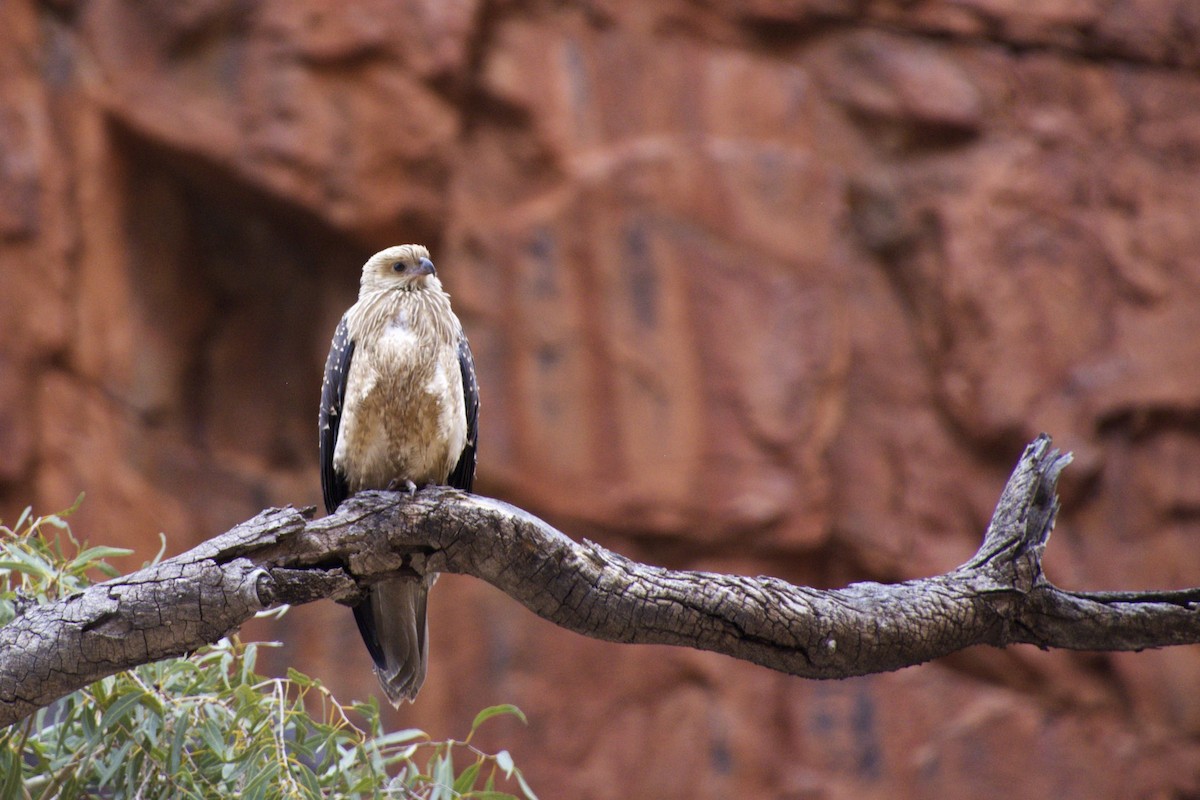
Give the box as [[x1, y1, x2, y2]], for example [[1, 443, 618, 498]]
[[319, 314, 355, 514], [447, 334, 479, 493]]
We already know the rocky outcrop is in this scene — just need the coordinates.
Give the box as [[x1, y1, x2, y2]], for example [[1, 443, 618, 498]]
[[3, 0, 1200, 795]]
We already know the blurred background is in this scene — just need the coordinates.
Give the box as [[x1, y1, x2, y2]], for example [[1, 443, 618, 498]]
[[3, 0, 1200, 796]]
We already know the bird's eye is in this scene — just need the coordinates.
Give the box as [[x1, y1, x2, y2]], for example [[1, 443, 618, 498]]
[[391, 261, 405, 272]]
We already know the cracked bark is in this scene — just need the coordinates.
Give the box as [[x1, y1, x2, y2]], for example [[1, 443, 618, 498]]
[[3, 435, 1199, 727]]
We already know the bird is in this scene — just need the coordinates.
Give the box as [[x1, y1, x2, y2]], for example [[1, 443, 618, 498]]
[[318, 244, 479, 705]]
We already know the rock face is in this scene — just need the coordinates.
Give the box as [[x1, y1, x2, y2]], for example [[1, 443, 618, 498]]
[[4, 0, 1200, 795]]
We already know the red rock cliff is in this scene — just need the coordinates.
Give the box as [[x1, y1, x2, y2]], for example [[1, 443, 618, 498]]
[[3, 0, 1200, 796]]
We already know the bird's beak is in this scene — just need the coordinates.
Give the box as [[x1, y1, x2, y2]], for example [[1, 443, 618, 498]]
[[417, 258, 436, 276]]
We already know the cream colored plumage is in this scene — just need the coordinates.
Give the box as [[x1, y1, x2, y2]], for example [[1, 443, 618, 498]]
[[319, 245, 478, 705]]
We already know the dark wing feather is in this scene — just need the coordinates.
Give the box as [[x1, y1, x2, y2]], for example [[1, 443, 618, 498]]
[[319, 315, 354, 514], [446, 334, 479, 493]]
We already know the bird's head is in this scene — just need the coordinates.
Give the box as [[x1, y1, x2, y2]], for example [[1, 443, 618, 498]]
[[359, 244, 441, 294]]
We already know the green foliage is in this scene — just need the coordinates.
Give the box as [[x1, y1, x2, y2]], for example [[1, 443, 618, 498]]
[[0, 502, 538, 800]]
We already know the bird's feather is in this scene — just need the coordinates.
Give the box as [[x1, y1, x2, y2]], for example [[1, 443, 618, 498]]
[[319, 315, 354, 515], [446, 335, 479, 493]]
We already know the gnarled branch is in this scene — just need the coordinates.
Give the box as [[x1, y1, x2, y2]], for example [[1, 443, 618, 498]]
[[2, 435, 1199, 727]]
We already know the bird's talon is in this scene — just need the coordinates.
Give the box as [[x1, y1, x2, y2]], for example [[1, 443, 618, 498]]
[[384, 478, 419, 496]]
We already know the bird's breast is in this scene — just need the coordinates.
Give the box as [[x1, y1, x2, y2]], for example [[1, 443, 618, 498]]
[[334, 300, 467, 491]]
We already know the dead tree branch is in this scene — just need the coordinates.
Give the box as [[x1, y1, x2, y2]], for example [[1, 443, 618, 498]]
[[2, 434, 1199, 727]]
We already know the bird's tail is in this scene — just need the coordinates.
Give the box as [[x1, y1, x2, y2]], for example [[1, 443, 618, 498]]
[[353, 575, 436, 706]]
